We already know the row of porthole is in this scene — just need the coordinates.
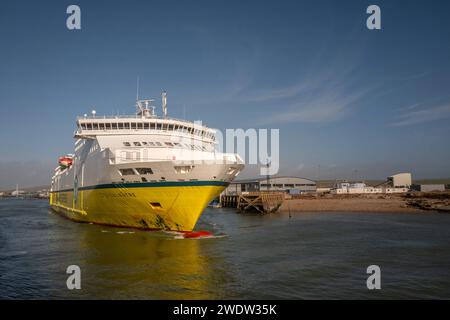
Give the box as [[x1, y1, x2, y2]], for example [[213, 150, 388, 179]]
[[119, 165, 195, 177], [123, 141, 210, 152], [119, 168, 154, 176]]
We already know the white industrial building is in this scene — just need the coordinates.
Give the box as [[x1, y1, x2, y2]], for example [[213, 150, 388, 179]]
[[331, 173, 412, 194], [223, 176, 316, 195], [413, 184, 446, 192], [331, 182, 408, 194], [11, 190, 25, 197], [331, 182, 383, 194], [387, 173, 412, 188]]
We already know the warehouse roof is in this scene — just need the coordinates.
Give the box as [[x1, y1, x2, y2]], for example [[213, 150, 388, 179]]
[[230, 176, 316, 184]]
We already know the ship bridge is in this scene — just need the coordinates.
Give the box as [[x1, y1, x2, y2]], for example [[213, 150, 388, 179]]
[[75, 116, 216, 141], [74, 93, 216, 143]]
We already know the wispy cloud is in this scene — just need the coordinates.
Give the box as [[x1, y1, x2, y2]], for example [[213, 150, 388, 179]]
[[246, 42, 373, 125], [392, 103, 450, 126], [257, 85, 368, 125]]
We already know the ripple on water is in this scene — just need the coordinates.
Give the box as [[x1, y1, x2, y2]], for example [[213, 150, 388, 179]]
[[1, 200, 450, 299]]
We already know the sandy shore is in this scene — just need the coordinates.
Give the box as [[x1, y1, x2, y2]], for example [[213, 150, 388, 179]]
[[279, 193, 450, 213]]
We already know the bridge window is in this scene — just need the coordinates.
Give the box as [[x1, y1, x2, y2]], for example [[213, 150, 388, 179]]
[[136, 168, 153, 175], [112, 123, 117, 129], [144, 123, 149, 129], [174, 165, 194, 174], [124, 123, 130, 129], [123, 142, 131, 147], [118, 123, 124, 129], [133, 142, 141, 146], [165, 142, 174, 147], [119, 168, 135, 176]]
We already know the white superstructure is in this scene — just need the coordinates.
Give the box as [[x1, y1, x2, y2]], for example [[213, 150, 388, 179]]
[[51, 92, 244, 193]]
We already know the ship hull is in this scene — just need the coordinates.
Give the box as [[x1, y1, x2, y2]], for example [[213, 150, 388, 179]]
[[50, 181, 227, 232]]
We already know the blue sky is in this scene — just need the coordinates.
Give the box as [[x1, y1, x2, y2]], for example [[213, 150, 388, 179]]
[[1, 0, 450, 188]]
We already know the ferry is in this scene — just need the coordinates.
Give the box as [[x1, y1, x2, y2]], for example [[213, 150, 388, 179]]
[[50, 92, 244, 231]]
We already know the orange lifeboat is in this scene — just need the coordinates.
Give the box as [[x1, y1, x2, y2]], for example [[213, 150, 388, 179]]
[[58, 155, 73, 169]]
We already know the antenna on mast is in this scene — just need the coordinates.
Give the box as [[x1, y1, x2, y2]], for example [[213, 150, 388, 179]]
[[136, 76, 140, 101], [161, 91, 167, 118]]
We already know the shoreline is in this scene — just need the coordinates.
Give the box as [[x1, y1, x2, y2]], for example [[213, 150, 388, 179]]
[[279, 192, 450, 213]]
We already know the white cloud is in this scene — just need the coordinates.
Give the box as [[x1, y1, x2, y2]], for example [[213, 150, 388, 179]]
[[392, 103, 450, 126], [256, 83, 369, 125]]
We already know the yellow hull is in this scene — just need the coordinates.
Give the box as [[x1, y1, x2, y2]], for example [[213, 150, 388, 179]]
[[50, 182, 226, 232]]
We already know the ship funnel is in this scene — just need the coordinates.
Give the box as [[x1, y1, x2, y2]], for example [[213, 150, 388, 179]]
[[162, 91, 167, 118]]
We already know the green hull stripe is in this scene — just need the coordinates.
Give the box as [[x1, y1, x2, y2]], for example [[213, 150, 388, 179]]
[[51, 180, 229, 193]]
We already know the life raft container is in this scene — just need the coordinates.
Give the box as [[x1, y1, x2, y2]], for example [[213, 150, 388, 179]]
[[58, 156, 73, 168]]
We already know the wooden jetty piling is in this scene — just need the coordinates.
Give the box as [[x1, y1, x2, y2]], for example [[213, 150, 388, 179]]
[[221, 194, 239, 208], [220, 192, 285, 214]]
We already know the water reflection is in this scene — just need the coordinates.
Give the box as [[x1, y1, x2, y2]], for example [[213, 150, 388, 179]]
[[3, 201, 449, 299], [72, 224, 230, 299]]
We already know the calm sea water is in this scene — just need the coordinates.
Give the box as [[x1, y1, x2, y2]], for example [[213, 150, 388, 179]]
[[1, 198, 449, 299]]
